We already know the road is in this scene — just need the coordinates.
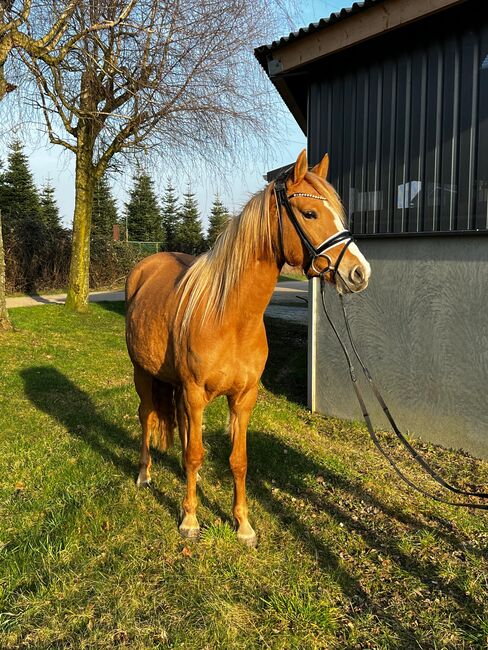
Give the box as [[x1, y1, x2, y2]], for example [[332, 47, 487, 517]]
[[6, 281, 309, 324]]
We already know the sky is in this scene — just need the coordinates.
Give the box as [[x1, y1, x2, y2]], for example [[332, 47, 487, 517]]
[[2, 1, 346, 231]]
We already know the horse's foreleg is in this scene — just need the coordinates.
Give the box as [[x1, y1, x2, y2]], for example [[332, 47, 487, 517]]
[[134, 366, 156, 486], [228, 386, 258, 547], [179, 388, 205, 539]]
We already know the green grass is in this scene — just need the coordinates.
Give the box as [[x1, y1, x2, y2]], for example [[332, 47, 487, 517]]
[[277, 273, 306, 282], [0, 304, 487, 649]]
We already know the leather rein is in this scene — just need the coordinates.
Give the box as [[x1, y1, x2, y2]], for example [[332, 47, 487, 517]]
[[274, 170, 488, 511]]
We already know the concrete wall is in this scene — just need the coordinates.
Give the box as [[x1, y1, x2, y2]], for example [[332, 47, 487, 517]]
[[308, 235, 488, 459]]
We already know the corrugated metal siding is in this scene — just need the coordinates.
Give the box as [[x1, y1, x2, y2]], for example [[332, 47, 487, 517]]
[[309, 16, 488, 235]]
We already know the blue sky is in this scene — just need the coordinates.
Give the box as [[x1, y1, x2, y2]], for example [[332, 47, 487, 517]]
[[4, 1, 346, 229]]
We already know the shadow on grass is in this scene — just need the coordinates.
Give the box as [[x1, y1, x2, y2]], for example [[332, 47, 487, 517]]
[[19, 366, 484, 646], [20, 366, 180, 517], [205, 428, 486, 645], [94, 300, 126, 317]]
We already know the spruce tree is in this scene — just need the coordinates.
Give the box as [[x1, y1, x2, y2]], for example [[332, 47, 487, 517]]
[[175, 187, 204, 255], [39, 181, 61, 231], [0, 140, 42, 229], [125, 172, 165, 245], [161, 181, 180, 251], [207, 195, 230, 248], [92, 176, 118, 241]]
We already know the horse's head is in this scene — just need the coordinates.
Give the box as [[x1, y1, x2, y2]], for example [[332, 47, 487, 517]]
[[273, 149, 370, 293]]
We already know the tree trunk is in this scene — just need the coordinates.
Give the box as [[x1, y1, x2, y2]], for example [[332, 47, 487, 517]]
[[0, 209, 12, 331], [65, 143, 95, 312]]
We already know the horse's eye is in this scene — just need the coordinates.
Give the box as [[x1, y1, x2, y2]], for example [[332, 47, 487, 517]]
[[302, 210, 317, 220]]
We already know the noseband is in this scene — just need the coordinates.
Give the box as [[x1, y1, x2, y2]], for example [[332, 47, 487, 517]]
[[274, 169, 353, 279]]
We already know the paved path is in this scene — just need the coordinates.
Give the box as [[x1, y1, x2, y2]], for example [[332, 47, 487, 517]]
[[6, 281, 309, 325]]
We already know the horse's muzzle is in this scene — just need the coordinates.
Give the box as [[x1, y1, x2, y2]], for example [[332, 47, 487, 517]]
[[337, 264, 370, 294]]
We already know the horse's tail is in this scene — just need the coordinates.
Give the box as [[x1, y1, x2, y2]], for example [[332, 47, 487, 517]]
[[151, 379, 176, 451]]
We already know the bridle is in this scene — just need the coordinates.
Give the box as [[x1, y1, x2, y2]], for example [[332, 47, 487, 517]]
[[274, 167, 488, 510], [273, 169, 353, 280]]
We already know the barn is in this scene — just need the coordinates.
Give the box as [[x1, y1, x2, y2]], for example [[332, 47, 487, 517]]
[[255, 0, 488, 458]]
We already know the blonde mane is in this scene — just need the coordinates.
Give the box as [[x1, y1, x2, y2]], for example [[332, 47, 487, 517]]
[[176, 172, 346, 334], [176, 183, 274, 333]]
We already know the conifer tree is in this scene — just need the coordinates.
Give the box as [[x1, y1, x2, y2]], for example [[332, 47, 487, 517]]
[[39, 181, 61, 231], [125, 173, 165, 245], [0, 141, 42, 228], [92, 176, 118, 241], [161, 182, 180, 251], [207, 195, 230, 248], [175, 188, 204, 255]]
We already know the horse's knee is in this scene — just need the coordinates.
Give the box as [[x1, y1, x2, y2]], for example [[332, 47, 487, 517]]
[[230, 456, 247, 480], [185, 447, 205, 473]]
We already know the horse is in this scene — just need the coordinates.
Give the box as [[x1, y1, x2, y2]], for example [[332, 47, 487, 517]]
[[125, 149, 370, 546]]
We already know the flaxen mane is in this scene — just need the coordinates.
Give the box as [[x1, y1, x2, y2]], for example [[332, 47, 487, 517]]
[[176, 184, 274, 332], [176, 172, 346, 333]]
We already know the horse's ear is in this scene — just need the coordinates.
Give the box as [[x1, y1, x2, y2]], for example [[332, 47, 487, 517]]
[[292, 149, 308, 184], [311, 153, 330, 180]]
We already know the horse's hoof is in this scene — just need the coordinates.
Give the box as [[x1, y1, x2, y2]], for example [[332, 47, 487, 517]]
[[236, 522, 257, 547], [179, 523, 200, 539], [136, 476, 151, 488], [179, 513, 200, 539], [237, 530, 257, 547]]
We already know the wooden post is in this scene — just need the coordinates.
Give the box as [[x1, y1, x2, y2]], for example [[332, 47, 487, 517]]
[[0, 209, 12, 331]]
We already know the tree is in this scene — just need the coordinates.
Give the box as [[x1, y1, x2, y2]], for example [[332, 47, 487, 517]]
[[161, 181, 180, 251], [176, 188, 204, 255], [39, 181, 61, 231], [207, 195, 230, 248], [0, 0, 134, 99], [0, 140, 42, 228], [92, 175, 118, 241], [0, 1, 134, 322], [27, 0, 288, 311], [125, 172, 164, 244], [0, 209, 12, 331], [0, 1, 75, 100]]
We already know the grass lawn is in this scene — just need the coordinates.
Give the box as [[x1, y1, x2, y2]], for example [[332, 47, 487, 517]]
[[0, 303, 487, 649]]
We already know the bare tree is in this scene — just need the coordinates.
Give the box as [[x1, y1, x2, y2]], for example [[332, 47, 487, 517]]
[[27, 0, 285, 311], [0, 0, 134, 323]]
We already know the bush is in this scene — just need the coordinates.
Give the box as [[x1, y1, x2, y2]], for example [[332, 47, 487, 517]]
[[4, 227, 146, 294]]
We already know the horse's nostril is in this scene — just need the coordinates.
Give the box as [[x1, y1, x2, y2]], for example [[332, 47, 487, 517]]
[[350, 265, 365, 285]]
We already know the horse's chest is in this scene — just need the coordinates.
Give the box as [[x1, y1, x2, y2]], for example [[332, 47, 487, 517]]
[[186, 331, 267, 395]]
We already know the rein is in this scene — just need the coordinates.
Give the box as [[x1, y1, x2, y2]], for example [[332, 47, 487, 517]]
[[320, 278, 488, 510], [273, 169, 488, 510]]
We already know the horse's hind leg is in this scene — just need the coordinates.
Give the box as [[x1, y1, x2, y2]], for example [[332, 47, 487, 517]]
[[134, 365, 157, 486], [175, 388, 188, 473], [228, 386, 258, 547], [179, 386, 205, 539]]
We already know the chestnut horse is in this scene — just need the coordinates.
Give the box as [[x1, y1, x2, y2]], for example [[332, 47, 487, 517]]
[[125, 150, 370, 546]]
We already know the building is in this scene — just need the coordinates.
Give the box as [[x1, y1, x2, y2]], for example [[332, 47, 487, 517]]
[[256, 0, 488, 457]]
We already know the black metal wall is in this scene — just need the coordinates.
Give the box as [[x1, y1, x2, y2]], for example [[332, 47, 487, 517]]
[[308, 1, 488, 235]]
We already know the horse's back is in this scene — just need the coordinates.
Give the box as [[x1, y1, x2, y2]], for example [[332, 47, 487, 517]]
[[125, 252, 194, 378], [126, 251, 193, 304]]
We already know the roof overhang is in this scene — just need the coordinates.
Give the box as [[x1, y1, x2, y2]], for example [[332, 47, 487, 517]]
[[255, 0, 469, 131]]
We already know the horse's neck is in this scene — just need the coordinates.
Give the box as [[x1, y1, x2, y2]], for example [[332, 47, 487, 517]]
[[235, 258, 281, 318]]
